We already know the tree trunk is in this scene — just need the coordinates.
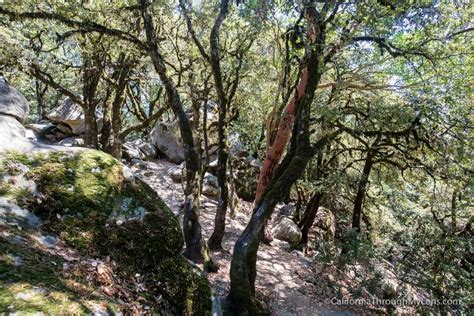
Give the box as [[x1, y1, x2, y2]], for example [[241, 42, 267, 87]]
[[254, 68, 309, 245], [351, 150, 374, 232], [35, 79, 47, 123], [139, 0, 215, 271], [83, 106, 99, 148], [297, 192, 324, 246], [101, 99, 112, 151], [208, 0, 230, 250], [82, 56, 101, 149], [254, 68, 309, 202], [228, 4, 330, 309]]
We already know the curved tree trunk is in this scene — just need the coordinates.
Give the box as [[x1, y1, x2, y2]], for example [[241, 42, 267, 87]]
[[208, 0, 230, 250], [228, 59, 332, 315], [228, 4, 333, 310], [139, 0, 216, 271]]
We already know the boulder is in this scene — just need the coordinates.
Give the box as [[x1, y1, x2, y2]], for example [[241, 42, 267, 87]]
[[150, 121, 186, 163], [138, 142, 157, 159], [0, 114, 31, 151], [272, 217, 302, 247], [0, 149, 212, 315], [150, 101, 219, 164], [373, 261, 400, 299], [202, 173, 219, 198], [203, 173, 218, 188], [0, 81, 47, 151], [28, 122, 56, 136], [203, 184, 219, 198], [122, 139, 157, 161], [312, 207, 336, 241], [229, 132, 248, 157], [25, 129, 37, 141], [0, 82, 212, 314], [232, 156, 261, 202], [46, 98, 86, 135], [279, 204, 296, 217], [167, 164, 185, 182], [123, 141, 145, 160], [131, 158, 148, 170], [0, 78, 29, 122]]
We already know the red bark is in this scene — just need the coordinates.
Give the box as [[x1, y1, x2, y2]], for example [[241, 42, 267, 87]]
[[255, 68, 309, 203]]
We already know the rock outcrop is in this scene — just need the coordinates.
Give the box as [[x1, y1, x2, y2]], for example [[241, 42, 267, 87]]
[[0, 79, 29, 122]]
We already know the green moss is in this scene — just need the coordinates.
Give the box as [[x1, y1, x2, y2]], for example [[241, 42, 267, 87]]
[[0, 235, 120, 315], [99, 212, 183, 273], [152, 255, 212, 316], [1, 149, 212, 315]]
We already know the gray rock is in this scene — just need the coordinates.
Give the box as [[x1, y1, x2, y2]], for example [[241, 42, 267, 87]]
[[167, 164, 184, 182], [138, 142, 157, 160], [312, 207, 336, 241], [46, 98, 86, 135], [15, 292, 34, 300], [35, 234, 58, 248], [232, 156, 261, 202], [150, 103, 220, 163], [271, 217, 302, 247], [57, 136, 84, 147], [203, 184, 219, 198], [131, 159, 148, 169], [28, 122, 55, 135], [0, 198, 40, 229], [0, 79, 29, 122], [203, 173, 218, 188], [25, 129, 38, 141], [279, 204, 296, 217], [123, 139, 156, 160], [122, 166, 135, 182], [123, 141, 145, 160], [150, 121, 186, 163], [0, 115, 27, 148]]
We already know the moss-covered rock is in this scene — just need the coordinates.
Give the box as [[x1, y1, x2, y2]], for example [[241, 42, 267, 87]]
[[0, 235, 121, 315], [151, 255, 212, 316], [0, 149, 212, 314]]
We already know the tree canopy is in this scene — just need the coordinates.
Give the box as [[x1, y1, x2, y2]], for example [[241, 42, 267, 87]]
[[0, 0, 472, 314]]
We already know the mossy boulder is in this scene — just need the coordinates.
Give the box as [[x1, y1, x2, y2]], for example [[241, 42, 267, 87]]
[[0, 149, 212, 314], [151, 255, 213, 315]]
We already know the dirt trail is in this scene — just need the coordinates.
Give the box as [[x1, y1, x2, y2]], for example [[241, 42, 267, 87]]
[[131, 159, 354, 316]]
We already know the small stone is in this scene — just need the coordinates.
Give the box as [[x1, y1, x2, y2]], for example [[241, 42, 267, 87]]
[[36, 235, 58, 248], [15, 292, 33, 300]]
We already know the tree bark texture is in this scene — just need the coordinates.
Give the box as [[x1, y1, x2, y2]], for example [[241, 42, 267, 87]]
[[208, 0, 230, 251], [139, 0, 215, 270]]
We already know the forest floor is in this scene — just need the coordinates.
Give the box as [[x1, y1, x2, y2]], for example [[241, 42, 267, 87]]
[[131, 159, 357, 316]]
